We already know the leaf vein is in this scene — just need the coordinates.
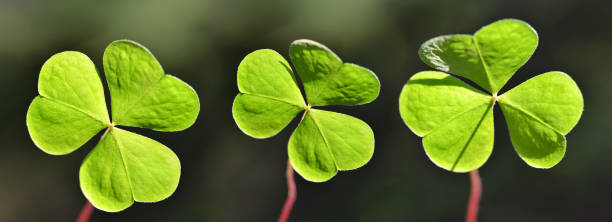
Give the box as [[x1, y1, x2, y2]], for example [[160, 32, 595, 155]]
[[242, 92, 305, 108], [450, 103, 493, 171], [114, 75, 165, 122], [41, 96, 108, 124], [307, 110, 339, 169], [111, 129, 136, 200], [499, 99, 563, 134], [472, 37, 495, 93], [423, 100, 491, 137]]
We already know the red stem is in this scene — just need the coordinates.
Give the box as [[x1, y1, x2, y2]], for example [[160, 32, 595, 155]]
[[278, 160, 297, 222], [465, 170, 482, 222], [76, 201, 94, 222]]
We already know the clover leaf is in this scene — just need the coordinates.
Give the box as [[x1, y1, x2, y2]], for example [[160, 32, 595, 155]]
[[399, 19, 583, 172], [26, 40, 199, 212], [233, 39, 379, 182]]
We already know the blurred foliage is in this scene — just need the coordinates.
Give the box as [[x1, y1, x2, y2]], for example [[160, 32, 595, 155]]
[[1, 0, 611, 221]]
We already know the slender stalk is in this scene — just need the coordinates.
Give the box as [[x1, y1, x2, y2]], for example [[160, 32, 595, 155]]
[[465, 170, 482, 222], [76, 201, 94, 222], [278, 160, 297, 222]]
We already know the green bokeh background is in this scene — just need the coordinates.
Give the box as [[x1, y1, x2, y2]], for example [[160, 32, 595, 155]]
[[1, 0, 610, 221]]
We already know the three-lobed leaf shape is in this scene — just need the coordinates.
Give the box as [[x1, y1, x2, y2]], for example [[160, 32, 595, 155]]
[[400, 19, 583, 172], [233, 39, 379, 182], [26, 40, 199, 212]]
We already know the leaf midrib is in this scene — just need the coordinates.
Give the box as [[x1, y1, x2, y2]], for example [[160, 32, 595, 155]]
[[108, 128, 136, 200], [242, 92, 306, 108], [302, 60, 346, 106], [41, 96, 109, 124], [450, 102, 493, 171], [305, 109, 339, 169], [472, 37, 495, 94], [498, 98, 563, 134], [423, 99, 491, 137], [112, 73, 166, 123]]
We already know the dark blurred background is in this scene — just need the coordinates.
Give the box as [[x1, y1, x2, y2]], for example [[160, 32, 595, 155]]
[[1, 0, 611, 221]]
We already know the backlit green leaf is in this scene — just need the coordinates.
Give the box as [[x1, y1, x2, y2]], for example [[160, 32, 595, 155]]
[[419, 35, 491, 92], [399, 71, 491, 136], [420, 19, 537, 93], [233, 93, 303, 139], [288, 109, 374, 182], [27, 97, 108, 155], [27, 40, 198, 211], [498, 102, 566, 168], [399, 71, 494, 172], [233, 49, 306, 138], [498, 72, 583, 168], [234, 40, 378, 182], [104, 40, 199, 131], [38, 51, 110, 124], [237, 49, 305, 107], [290, 39, 380, 106], [423, 102, 494, 172], [80, 127, 180, 212], [498, 72, 583, 134], [403, 19, 583, 172], [26, 52, 110, 155]]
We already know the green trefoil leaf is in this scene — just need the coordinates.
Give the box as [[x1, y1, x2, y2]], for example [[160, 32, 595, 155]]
[[233, 39, 380, 182], [400, 19, 584, 172], [26, 40, 199, 212]]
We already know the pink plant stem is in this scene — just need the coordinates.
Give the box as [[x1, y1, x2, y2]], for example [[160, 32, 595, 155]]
[[76, 201, 94, 222], [465, 170, 482, 222], [278, 160, 297, 222]]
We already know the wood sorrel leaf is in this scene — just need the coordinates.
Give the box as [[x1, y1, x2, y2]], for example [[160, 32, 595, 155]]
[[233, 49, 306, 138], [422, 102, 494, 172], [498, 72, 583, 168], [80, 127, 180, 212], [420, 19, 538, 93], [27, 40, 198, 212], [288, 109, 375, 182], [399, 71, 494, 172], [403, 19, 583, 172], [399, 71, 491, 136], [233, 94, 304, 139], [104, 40, 199, 131], [26, 52, 110, 155], [289, 39, 380, 106], [233, 40, 379, 182]]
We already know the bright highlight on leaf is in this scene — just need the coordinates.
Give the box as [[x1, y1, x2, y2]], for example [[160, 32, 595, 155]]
[[400, 19, 583, 172], [233, 39, 379, 182], [26, 40, 199, 212]]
